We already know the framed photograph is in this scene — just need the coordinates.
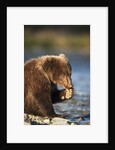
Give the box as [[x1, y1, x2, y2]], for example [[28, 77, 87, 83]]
[[24, 25, 90, 126], [6, 7, 108, 144]]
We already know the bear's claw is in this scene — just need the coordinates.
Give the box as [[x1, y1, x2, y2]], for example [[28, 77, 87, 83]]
[[61, 88, 74, 100]]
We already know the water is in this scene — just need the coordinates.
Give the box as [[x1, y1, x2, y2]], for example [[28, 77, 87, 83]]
[[24, 49, 90, 124]]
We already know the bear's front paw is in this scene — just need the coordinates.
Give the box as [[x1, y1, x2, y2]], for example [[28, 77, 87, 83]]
[[65, 88, 74, 99], [61, 88, 74, 100]]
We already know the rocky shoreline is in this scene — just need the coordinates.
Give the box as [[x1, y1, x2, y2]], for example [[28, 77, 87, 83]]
[[24, 113, 90, 125]]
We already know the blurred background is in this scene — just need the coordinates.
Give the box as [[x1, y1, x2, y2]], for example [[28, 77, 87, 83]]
[[24, 25, 90, 124]]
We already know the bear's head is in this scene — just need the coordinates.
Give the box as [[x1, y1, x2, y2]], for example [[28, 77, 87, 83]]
[[42, 54, 73, 89]]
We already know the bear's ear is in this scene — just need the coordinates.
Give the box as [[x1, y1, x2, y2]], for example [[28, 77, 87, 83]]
[[59, 54, 66, 57]]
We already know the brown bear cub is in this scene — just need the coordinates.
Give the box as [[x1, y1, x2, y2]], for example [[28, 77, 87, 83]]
[[24, 54, 74, 118]]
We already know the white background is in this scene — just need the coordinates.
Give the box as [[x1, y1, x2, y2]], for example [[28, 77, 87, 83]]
[[7, 7, 108, 143]]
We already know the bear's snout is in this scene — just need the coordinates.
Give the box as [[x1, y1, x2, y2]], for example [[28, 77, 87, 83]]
[[69, 86, 74, 89]]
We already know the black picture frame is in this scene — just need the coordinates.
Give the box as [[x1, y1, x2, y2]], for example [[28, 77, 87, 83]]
[[0, 1, 111, 149]]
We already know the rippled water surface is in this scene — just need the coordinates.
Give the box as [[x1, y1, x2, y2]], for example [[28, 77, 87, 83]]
[[25, 49, 90, 124]]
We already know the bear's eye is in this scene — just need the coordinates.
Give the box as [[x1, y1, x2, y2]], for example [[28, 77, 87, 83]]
[[67, 73, 71, 76]]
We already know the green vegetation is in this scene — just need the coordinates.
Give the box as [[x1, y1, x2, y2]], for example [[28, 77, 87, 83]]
[[24, 25, 90, 54]]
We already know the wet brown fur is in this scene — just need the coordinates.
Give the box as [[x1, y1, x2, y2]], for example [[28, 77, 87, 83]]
[[24, 54, 73, 118]]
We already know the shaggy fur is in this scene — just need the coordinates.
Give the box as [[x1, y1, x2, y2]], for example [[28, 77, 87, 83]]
[[24, 54, 74, 118]]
